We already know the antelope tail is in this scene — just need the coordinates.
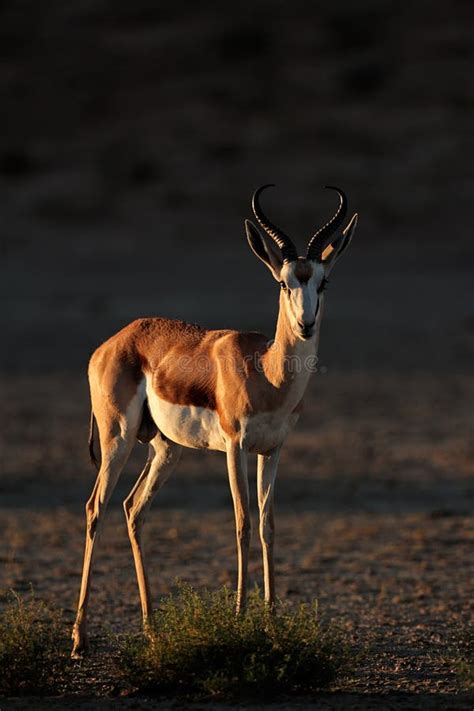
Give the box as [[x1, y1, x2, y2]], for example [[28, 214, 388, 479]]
[[88, 409, 99, 471]]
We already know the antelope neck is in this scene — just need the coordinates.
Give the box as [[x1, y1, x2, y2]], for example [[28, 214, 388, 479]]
[[262, 290, 319, 389]]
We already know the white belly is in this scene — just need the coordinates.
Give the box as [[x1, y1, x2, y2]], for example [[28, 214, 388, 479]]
[[146, 377, 299, 454], [146, 379, 227, 451]]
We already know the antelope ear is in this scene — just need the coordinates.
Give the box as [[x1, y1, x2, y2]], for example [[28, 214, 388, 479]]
[[245, 219, 283, 279], [322, 213, 358, 271]]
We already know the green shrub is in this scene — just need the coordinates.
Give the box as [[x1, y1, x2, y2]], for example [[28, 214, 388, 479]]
[[118, 583, 354, 699], [455, 627, 474, 690], [0, 590, 67, 695]]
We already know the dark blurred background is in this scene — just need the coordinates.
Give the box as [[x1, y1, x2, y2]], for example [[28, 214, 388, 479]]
[[0, 0, 473, 374]]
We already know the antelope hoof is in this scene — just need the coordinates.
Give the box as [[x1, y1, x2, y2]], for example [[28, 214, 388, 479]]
[[71, 623, 90, 658]]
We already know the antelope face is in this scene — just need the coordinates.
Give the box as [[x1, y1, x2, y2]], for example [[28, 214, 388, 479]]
[[245, 184, 358, 343], [278, 259, 326, 341]]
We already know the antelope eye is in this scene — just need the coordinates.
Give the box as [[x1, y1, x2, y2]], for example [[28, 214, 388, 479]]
[[279, 281, 287, 291]]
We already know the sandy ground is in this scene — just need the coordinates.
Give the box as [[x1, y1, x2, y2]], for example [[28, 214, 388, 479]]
[[1, 371, 473, 708]]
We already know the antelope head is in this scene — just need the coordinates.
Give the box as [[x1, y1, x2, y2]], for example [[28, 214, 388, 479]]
[[245, 184, 358, 342]]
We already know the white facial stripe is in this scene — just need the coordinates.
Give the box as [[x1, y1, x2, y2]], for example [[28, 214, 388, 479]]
[[281, 262, 325, 331]]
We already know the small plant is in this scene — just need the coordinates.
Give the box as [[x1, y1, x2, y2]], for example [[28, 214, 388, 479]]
[[118, 583, 354, 699], [454, 627, 474, 690], [0, 590, 68, 695]]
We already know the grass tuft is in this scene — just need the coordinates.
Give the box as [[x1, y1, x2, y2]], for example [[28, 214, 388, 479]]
[[118, 582, 354, 699], [0, 590, 68, 696], [454, 627, 474, 690]]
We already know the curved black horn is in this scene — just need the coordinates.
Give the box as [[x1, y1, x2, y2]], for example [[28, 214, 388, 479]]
[[306, 186, 348, 261], [252, 184, 298, 264]]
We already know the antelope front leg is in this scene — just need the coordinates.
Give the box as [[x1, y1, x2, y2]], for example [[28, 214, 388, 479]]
[[226, 440, 250, 612], [257, 445, 282, 607]]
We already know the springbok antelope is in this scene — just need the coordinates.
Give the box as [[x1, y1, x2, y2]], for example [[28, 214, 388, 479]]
[[71, 184, 358, 657]]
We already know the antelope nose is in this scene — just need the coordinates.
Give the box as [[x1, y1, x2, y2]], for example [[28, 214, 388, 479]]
[[298, 319, 315, 330]]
